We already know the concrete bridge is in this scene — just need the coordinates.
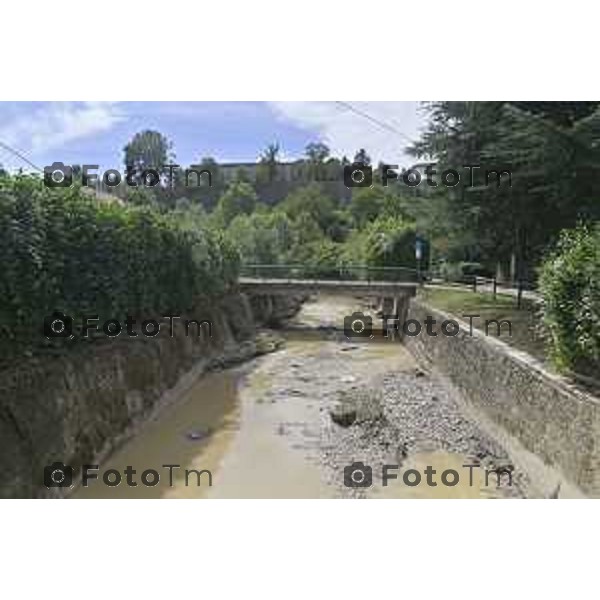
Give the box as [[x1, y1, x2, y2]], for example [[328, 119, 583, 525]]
[[238, 265, 419, 334], [238, 277, 417, 298]]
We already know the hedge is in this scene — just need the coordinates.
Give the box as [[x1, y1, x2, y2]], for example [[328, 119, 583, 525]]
[[0, 175, 239, 356], [538, 223, 600, 376]]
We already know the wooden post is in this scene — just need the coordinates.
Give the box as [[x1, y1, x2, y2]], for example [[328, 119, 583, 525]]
[[517, 281, 523, 309], [472, 276, 477, 293], [493, 277, 497, 301]]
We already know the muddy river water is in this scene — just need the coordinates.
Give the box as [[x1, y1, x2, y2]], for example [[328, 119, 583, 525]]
[[75, 294, 574, 499]]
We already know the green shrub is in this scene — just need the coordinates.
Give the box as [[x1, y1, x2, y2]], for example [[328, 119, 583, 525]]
[[362, 216, 419, 269], [538, 224, 600, 375], [0, 175, 239, 356]]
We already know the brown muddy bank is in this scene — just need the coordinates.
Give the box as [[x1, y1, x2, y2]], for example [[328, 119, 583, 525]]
[[0, 293, 302, 498]]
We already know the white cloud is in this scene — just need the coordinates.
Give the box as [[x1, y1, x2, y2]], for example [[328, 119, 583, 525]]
[[0, 102, 124, 166], [268, 101, 425, 165]]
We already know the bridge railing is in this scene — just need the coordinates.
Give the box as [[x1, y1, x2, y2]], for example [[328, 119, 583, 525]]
[[239, 264, 422, 283]]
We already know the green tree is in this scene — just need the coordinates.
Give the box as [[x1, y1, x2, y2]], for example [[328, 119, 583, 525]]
[[214, 181, 258, 225], [353, 148, 371, 165], [123, 130, 174, 183], [325, 157, 343, 182], [257, 143, 280, 184], [228, 210, 292, 264], [125, 186, 159, 209], [409, 101, 600, 279], [298, 239, 344, 278], [281, 184, 336, 233], [349, 185, 383, 227], [305, 142, 330, 181], [0, 174, 240, 357], [361, 216, 418, 268], [184, 157, 222, 209]]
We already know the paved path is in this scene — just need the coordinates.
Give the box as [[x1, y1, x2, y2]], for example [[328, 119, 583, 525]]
[[427, 280, 541, 303]]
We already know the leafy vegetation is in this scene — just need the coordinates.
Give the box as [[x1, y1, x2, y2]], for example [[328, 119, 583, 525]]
[[409, 101, 600, 282], [3, 106, 599, 376], [0, 174, 238, 357], [539, 224, 600, 376]]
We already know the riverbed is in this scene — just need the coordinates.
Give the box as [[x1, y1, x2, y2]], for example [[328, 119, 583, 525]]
[[76, 294, 538, 499]]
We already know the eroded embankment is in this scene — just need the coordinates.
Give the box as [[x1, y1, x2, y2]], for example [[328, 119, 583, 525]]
[[0, 293, 301, 498]]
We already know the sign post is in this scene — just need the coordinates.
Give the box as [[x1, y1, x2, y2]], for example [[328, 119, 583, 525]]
[[415, 237, 423, 284]]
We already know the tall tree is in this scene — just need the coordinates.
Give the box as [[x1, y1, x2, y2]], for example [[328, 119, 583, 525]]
[[123, 130, 174, 184], [305, 142, 330, 163], [257, 142, 280, 184], [349, 185, 383, 227], [214, 181, 257, 225], [305, 142, 330, 181], [408, 101, 600, 279], [353, 148, 371, 165], [281, 183, 336, 233]]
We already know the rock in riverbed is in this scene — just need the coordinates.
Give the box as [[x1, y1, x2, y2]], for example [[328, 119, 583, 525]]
[[329, 405, 357, 427], [329, 388, 384, 428]]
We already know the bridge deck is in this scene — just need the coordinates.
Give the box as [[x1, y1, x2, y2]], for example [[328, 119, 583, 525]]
[[238, 278, 417, 296]]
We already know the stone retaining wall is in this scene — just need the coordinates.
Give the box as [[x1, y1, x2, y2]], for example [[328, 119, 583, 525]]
[[405, 300, 600, 496]]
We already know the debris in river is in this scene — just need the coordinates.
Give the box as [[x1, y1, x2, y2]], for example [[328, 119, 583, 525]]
[[396, 443, 409, 463], [185, 428, 211, 441]]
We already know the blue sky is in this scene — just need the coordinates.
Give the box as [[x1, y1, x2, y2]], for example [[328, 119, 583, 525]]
[[0, 102, 424, 172]]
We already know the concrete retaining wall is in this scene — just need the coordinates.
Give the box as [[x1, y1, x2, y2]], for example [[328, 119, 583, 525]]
[[405, 300, 600, 496]]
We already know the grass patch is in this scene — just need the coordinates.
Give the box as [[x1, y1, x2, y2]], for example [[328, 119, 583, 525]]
[[418, 287, 548, 363]]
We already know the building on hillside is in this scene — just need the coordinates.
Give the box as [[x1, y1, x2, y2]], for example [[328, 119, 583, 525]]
[[219, 160, 337, 184]]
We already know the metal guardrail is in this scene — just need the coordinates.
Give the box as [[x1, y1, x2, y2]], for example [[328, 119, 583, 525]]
[[425, 273, 538, 309], [239, 264, 422, 283]]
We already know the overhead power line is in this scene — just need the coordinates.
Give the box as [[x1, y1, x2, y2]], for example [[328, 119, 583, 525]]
[[334, 101, 415, 145], [0, 139, 43, 172]]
